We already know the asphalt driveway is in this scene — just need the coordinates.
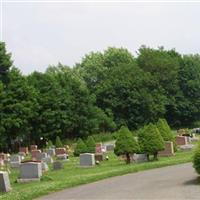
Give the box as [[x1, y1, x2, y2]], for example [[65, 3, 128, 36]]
[[37, 163, 200, 200]]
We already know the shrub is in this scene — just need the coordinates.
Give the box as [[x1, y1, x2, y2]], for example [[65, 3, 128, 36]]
[[74, 138, 87, 156], [86, 136, 96, 153], [193, 142, 200, 174], [114, 126, 140, 164], [157, 118, 177, 151], [138, 123, 164, 161], [46, 140, 53, 149], [55, 136, 63, 148]]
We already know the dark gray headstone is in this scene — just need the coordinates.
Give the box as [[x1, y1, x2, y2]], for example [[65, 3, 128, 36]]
[[53, 161, 64, 170]]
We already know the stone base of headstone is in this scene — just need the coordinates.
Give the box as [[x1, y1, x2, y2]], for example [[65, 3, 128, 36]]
[[179, 144, 194, 151], [53, 161, 64, 170], [17, 178, 40, 183], [95, 153, 104, 162], [132, 154, 148, 163], [0, 171, 11, 192], [80, 153, 95, 167], [56, 154, 68, 160]]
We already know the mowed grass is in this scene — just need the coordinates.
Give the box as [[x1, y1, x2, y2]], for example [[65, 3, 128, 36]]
[[0, 149, 195, 200]]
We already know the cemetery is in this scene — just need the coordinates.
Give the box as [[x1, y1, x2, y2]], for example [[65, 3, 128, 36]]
[[0, 123, 198, 200], [1, 37, 200, 199]]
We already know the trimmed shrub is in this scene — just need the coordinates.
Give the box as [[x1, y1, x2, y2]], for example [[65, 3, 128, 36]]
[[46, 140, 53, 149], [114, 126, 140, 164], [55, 136, 63, 148], [193, 142, 200, 174], [138, 123, 164, 161], [86, 136, 96, 153], [74, 138, 87, 156]]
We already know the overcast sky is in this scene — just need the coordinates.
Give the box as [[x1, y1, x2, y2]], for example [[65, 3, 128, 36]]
[[1, 1, 200, 74]]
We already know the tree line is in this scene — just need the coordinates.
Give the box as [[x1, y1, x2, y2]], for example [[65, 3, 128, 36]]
[[0, 42, 200, 151]]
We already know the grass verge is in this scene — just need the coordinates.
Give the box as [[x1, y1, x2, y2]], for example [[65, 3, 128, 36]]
[[0, 150, 194, 200]]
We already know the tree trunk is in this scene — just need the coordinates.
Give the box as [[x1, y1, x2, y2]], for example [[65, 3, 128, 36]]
[[126, 153, 131, 164], [153, 152, 158, 160], [147, 154, 150, 161]]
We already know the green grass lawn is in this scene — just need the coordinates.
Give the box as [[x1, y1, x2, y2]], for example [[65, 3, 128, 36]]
[[0, 149, 195, 200]]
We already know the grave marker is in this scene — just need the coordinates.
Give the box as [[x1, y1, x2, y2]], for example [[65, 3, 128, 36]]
[[80, 153, 95, 167], [0, 171, 11, 192]]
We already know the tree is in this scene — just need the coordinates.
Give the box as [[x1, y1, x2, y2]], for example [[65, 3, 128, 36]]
[[55, 136, 63, 148], [138, 123, 164, 161], [0, 68, 38, 151], [114, 126, 140, 164], [74, 138, 87, 156], [86, 136, 96, 153], [156, 118, 174, 141], [193, 142, 200, 174], [0, 42, 13, 84], [137, 46, 181, 126]]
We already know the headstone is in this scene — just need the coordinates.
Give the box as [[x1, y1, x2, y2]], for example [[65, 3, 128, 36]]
[[10, 155, 21, 162], [0, 153, 7, 160], [55, 148, 66, 155], [0, 158, 4, 166], [180, 144, 194, 151], [80, 153, 95, 167], [35, 152, 47, 162], [18, 152, 26, 157], [19, 147, 29, 155], [30, 145, 38, 151], [53, 161, 64, 170], [42, 157, 53, 164], [10, 155, 21, 168], [158, 141, 175, 157], [31, 150, 41, 160], [95, 143, 102, 153], [95, 153, 104, 162], [41, 162, 49, 172], [132, 154, 147, 163], [56, 154, 68, 160], [0, 171, 11, 192], [47, 149, 55, 157], [176, 136, 187, 146], [19, 162, 42, 182], [105, 144, 115, 151]]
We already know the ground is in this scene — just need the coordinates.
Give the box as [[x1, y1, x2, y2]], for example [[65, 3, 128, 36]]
[[37, 163, 200, 200]]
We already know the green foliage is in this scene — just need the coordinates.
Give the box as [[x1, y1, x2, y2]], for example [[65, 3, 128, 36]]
[[0, 42, 13, 84], [114, 126, 140, 163], [86, 136, 96, 153], [193, 142, 200, 174], [156, 118, 174, 141], [138, 123, 164, 159], [74, 138, 87, 156], [46, 140, 53, 149], [55, 136, 63, 148]]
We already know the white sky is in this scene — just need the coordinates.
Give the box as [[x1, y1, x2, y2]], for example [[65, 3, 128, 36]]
[[1, 1, 200, 74]]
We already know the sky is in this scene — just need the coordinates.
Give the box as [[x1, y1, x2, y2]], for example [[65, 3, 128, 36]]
[[1, 1, 200, 74]]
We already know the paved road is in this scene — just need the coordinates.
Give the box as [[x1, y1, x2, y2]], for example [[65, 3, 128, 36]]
[[37, 163, 200, 200]]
